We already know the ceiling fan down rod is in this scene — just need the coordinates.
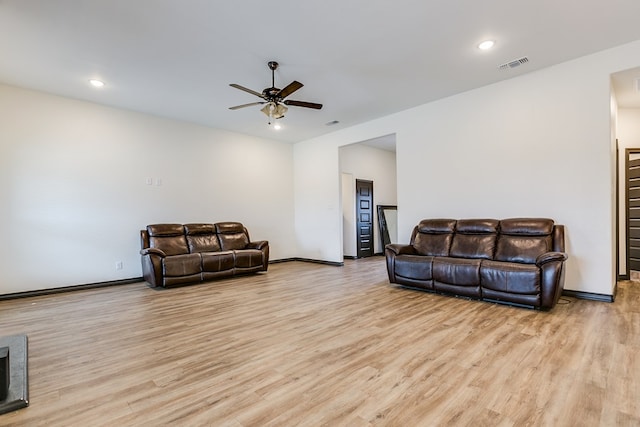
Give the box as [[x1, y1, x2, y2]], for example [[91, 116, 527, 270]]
[[268, 61, 278, 89]]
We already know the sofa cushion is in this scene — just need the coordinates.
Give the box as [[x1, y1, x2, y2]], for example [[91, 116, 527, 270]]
[[413, 219, 456, 256], [433, 257, 481, 286], [234, 249, 265, 269], [481, 260, 540, 295], [163, 253, 202, 277], [185, 223, 221, 253], [393, 255, 434, 281], [147, 224, 189, 256], [450, 219, 498, 259], [201, 251, 235, 272], [216, 222, 250, 251], [495, 218, 553, 264]]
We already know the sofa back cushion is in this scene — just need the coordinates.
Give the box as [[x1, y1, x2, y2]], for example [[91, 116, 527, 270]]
[[495, 218, 554, 264], [450, 219, 499, 259], [412, 219, 456, 256], [184, 223, 221, 253], [147, 224, 189, 256], [216, 222, 249, 251]]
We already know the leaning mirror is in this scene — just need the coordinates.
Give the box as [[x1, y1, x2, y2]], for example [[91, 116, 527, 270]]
[[377, 205, 398, 248]]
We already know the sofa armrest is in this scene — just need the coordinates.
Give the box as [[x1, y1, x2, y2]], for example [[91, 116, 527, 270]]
[[247, 240, 269, 251], [140, 247, 166, 287], [536, 251, 568, 267], [537, 252, 568, 309], [140, 247, 166, 257], [385, 244, 417, 256]]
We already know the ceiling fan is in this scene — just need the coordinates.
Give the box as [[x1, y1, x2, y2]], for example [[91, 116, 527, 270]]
[[229, 61, 323, 124]]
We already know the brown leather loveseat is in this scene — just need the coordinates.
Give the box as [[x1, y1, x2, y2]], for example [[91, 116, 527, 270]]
[[140, 222, 269, 288], [385, 218, 568, 310]]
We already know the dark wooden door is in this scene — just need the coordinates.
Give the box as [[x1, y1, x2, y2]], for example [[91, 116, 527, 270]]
[[356, 179, 374, 258], [627, 154, 640, 271]]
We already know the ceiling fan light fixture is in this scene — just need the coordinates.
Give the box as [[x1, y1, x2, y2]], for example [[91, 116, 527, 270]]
[[261, 102, 288, 119]]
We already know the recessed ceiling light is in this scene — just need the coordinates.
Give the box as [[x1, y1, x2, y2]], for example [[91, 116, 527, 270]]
[[478, 40, 495, 50], [89, 79, 105, 88], [273, 123, 282, 130]]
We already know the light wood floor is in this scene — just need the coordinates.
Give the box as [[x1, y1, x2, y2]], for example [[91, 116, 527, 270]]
[[1, 258, 639, 426]]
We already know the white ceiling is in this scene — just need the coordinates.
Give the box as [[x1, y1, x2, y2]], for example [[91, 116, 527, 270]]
[[2, 1, 640, 143]]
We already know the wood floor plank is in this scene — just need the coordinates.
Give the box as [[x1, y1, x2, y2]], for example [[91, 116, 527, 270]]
[[1, 258, 639, 426]]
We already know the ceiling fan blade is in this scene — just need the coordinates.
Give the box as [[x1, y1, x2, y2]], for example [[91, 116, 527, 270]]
[[229, 101, 266, 110], [229, 83, 264, 98], [277, 81, 303, 99], [284, 100, 323, 110]]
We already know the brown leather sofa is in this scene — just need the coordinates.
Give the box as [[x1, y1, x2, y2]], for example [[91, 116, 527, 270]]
[[140, 222, 269, 288], [385, 218, 568, 310]]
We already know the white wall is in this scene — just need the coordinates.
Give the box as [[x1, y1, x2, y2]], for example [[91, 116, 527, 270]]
[[294, 39, 640, 296], [0, 84, 296, 294], [339, 143, 397, 255], [616, 108, 640, 275]]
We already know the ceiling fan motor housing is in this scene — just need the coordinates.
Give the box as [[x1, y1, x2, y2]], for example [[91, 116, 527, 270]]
[[262, 87, 281, 100]]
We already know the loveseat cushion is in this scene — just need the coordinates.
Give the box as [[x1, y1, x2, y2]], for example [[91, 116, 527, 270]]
[[185, 223, 221, 253], [216, 222, 250, 251], [450, 219, 498, 259], [494, 218, 554, 264], [413, 219, 456, 256], [147, 224, 189, 256], [480, 260, 540, 295]]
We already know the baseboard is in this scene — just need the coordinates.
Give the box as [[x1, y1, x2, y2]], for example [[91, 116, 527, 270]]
[[0, 278, 143, 301], [271, 258, 344, 267], [343, 255, 383, 260], [562, 289, 615, 303]]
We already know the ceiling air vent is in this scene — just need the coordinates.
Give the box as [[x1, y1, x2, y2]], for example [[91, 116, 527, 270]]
[[498, 56, 529, 71]]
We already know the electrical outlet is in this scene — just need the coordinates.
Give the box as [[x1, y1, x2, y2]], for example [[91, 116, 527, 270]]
[[115, 261, 123, 270]]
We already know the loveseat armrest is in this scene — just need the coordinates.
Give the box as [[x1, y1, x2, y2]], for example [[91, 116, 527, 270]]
[[536, 251, 568, 267], [140, 247, 166, 257], [247, 240, 269, 251], [385, 244, 417, 256]]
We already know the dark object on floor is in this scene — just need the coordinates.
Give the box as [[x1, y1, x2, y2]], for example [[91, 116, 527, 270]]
[[0, 346, 8, 400], [0, 335, 28, 415], [140, 222, 269, 288], [385, 218, 568, 310]]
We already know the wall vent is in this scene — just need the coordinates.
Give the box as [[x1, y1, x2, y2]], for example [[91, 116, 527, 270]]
[[498, 56, 529, 70]]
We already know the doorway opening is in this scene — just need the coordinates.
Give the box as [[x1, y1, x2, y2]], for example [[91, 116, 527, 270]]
[[339, 134, 397, 259]]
